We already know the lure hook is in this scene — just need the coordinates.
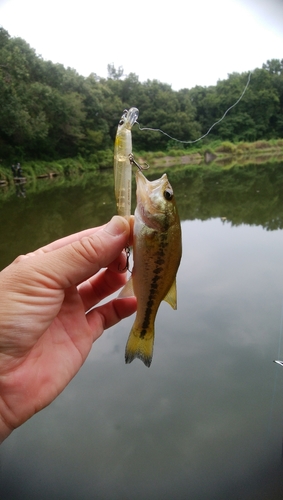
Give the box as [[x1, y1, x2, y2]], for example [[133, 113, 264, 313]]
[[119, 246, 132, 273], [129, 153, 150, 171]]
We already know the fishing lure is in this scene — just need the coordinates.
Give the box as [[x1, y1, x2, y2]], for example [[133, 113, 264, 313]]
[[114, 107, 139, 219]]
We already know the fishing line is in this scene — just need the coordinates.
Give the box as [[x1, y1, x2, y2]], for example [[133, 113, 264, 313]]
[[136, 71, 251, 144]]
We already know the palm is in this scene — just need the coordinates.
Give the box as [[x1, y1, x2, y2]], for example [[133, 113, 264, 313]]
[[0, 270, 132, 428], [2, 287, 92, 425]]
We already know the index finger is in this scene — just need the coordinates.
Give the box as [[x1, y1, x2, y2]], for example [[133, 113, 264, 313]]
[[35, 226, 105, 254], [30, 216, 135, 255]]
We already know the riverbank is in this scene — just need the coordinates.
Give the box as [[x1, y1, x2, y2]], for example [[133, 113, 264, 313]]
[[1, 138, 283, 184], [0, 157, 97, 185], [139, 138, 283, 168]]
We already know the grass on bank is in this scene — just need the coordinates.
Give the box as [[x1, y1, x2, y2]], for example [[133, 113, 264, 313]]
[[202, 138, 283, 156], [1, 138, 283, 183], [0, 156, 100, 183], [137, 138, 283, 164]]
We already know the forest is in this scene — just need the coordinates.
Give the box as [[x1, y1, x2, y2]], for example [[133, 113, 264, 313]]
[[0, 26, 282, 165]]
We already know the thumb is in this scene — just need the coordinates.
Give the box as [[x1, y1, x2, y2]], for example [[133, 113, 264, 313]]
[[23, 216, 131, 289]]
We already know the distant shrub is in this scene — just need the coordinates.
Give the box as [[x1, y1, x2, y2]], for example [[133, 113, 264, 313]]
[[51, 163, 64, 174], [215, 141, 236, 154], [167, 149, 184, 157], [0, 165, 13, 182], [24, 161, 48, 175], [22, 165, 37, 180], [202, 146, 213, 154], [237, 142, 252, 151], [96, 149, 113, 168], [235, 142, 252, 155], [254, 140, 270, 149], [206, 140, 222, 151]]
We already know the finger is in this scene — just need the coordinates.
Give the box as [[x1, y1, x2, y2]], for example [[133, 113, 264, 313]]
[[36, 227, 104, 253], [77, 249, 129, 311], [43, 216, 134, 252], [86, 296, 137, 340], [12, 227, 104, 264], [76, 248, 128, 289], [13, 227, 105, 264], [78, 267, 128, 312], [14, 216, 135, 263], [107, 250, 128, 274], [24, 216, 131, 290]]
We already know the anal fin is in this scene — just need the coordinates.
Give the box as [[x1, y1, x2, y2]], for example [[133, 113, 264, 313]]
[[163, 278, 177, 310]]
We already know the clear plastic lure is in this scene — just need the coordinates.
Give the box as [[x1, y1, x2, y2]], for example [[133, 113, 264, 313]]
[[114, 107, 139, 218]]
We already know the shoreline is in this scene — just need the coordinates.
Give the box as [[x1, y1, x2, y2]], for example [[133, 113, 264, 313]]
[[1, 139, 283, 185]]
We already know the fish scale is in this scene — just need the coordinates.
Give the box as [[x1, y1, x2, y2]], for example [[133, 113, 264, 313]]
[[140, 239, 168, 337]]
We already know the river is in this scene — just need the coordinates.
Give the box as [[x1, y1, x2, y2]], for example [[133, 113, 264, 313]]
[[1, 161, 283, 499]]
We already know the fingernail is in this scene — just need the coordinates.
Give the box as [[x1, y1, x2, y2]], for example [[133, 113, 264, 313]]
[[104, 216, 127, 236]]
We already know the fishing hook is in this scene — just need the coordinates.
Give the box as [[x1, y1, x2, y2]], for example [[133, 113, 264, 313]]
[[129, 153, 150, 171], [119, 246, 132, 273]]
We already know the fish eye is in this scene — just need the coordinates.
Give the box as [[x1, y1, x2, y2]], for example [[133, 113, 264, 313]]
[[164, 189, 173, 201]]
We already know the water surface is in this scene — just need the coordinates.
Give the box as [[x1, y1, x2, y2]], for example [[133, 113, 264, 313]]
[[1, 163, 283, 499]]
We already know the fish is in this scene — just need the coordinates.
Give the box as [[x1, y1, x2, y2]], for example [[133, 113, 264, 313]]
[[119, 170, 182, 367], [114, 107, 139, 219]]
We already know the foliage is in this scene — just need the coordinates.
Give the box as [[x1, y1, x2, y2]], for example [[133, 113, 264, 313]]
[[0, 27, 283, 165], [214, 141, 236, 154]]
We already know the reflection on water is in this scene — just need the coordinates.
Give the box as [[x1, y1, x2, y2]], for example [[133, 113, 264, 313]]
[[1, 163, 283, 499]]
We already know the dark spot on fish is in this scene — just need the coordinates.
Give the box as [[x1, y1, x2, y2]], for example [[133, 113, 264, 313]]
[[140, 328, 147, 339], [140, 231, 171, 338], [154, 267, 163, 275], [140, 274, 161, 335]]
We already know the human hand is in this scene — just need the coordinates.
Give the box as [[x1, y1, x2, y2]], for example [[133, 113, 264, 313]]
[[0, 216, 136, 443]]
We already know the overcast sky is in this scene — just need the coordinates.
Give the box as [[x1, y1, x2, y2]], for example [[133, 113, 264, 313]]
[[0, 0, 282, 90]]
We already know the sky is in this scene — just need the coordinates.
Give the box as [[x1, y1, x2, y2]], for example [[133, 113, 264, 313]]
[[0, 0, 282, 90]]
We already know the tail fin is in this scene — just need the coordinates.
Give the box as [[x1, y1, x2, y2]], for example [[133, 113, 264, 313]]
[[125, 325, 154, 368]]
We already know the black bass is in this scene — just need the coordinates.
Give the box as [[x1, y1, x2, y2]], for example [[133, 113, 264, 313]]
[[119, 170, 182, 367]]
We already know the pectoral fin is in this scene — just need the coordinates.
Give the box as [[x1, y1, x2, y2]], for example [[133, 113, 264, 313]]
[[163, 278, 177, 310], [118, 276, 135, 298]]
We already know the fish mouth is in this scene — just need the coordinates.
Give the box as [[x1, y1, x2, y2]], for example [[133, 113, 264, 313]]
[[135, 171, 150, 218], [135, 170, 153, 205], [135, 170, 168, 192], [135, 170, 148, 188], [135, 171, 169, 230]]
